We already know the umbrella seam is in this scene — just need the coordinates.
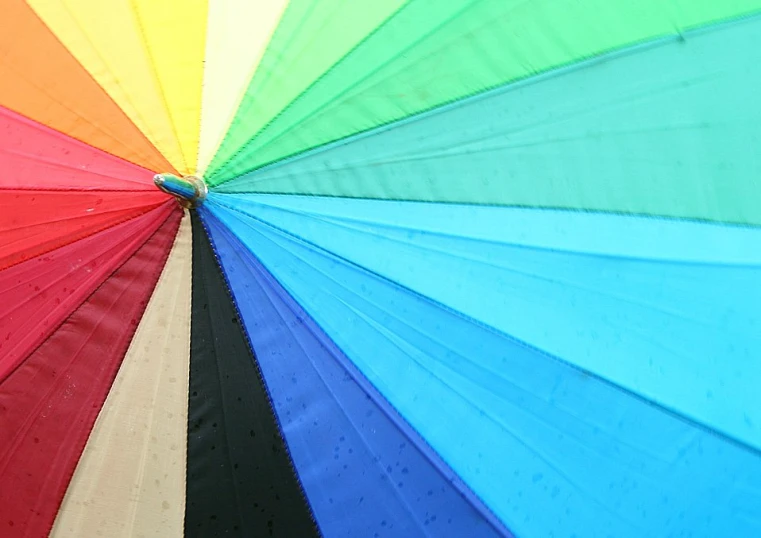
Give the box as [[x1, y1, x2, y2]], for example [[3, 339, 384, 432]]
[[213, 8, 761, 186], [209, 198, 761, 458], [194, 210, 324, 536]]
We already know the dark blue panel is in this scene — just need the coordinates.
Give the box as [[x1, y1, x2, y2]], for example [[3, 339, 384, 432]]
[[200, 208, 509, 538]]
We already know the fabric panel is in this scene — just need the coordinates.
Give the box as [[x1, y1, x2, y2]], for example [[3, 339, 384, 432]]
[[0, 207, 181, 538], [202, 208, 511, 538], [217, 14, 761, 225], [198, 0, 288, 174], [51, 213, 192, 537], [205, 199, 761, 538], [0, 190, 168, 272], [185, 211, 319, 538], [0, 105, 156, 191], [0, 202, 176, 382], [0, 0, 175, 173], [207, 0, 761, 184]]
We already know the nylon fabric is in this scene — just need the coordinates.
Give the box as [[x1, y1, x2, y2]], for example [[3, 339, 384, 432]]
[[0, 0, 175, 173], [0, 190, 169, 272], [217, 14, 761, 225], [205, 200, 761, 538], [207, 0, 761, 184], [0, 105, 156, 191], [215, 194, 761, 265], [127, 0, 207, 174], [201, 208, 511, 538], [0, 203, 176, 383], [27, 0, 207, 175], [198, 0, 288, 174], [0, 207, 181, 538], [205, 0, 408, 180], [186, 211, 319, 538], [211, 193, 761, 453], [51, 213, 192, 538]]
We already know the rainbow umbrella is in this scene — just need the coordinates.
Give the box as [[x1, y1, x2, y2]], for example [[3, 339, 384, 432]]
[[1, 1, 760, 537]]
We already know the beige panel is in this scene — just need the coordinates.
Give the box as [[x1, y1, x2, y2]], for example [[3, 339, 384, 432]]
[[51, 212, 192, 538]]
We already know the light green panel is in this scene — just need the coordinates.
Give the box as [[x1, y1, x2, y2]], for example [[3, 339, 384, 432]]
[[207, 0, 761, 185], [216, 14, 761, 225], [205, 0, 408, 180]]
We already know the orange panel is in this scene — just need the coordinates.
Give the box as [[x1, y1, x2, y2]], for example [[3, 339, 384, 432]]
[[0, 0, 177, 174]]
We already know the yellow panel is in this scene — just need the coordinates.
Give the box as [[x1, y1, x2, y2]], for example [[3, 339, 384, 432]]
[[131, 0, 208, 174], [197, 0, 288, 175], [50, 213, 192, 538], [28, 0, 207, 175]]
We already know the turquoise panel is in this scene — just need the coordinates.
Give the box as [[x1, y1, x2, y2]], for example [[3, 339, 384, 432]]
[[205, 197, 761, 538], [210, 193, 761, 452], [217, 15, 761, 225]]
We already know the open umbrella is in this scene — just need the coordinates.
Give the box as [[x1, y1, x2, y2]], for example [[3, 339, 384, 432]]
[[1, 1, 760, 537]]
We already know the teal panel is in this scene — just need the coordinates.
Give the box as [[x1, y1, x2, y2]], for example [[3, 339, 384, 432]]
[[217, 15, 761, 225]]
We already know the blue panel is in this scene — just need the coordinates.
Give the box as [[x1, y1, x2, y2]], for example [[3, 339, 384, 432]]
[[209, 193, 761, 453], [200, 208, 508, 538], [205, 199, 761, 538]]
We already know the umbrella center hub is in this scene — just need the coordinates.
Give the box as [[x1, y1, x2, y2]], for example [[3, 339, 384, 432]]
[[153, 174, 207, 208]]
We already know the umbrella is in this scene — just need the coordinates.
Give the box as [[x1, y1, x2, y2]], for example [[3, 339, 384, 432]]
[[1, 1, 760, 536]]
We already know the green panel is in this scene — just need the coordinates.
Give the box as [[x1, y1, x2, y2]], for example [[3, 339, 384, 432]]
[[207, 0, 761, 185], [215, 14, 761, 225], [205, 0, 408, 181]]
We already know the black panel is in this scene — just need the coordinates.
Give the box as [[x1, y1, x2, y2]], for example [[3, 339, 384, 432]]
[[186, 211, 320, 538]]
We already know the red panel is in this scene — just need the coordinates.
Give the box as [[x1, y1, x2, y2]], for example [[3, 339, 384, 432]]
[[0, 105, 157, 191], [0, 206, 182, 538], [0, 202, 176, 382], [0, 190, 169, 271]]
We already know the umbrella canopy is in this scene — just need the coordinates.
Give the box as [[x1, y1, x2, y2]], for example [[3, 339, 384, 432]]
[[1, 1, 760, 537]]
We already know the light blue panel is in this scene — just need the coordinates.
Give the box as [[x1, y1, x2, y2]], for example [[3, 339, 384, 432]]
[[206, 199, 761, 538], [215, 193, 761, 265], [201, 210, 509, 538], [209, 193, 761, 452]]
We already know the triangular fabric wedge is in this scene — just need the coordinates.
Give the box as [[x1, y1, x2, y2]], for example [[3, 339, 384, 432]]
[[0, 0, 175, 173], [201, 208, 511, 538], [51, 213, 192, 537], [0, 105, 157, 191], [0, 190, 169, 271], [186, 211, 319, 537], [0, 207, 181, 538], [0, 203, 177, 381], [205, 198, 761, 538]]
